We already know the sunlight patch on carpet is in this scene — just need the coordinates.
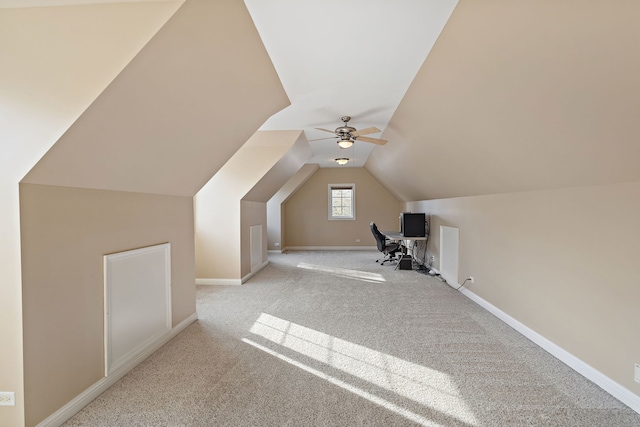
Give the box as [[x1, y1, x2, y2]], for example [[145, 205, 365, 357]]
[[296, 262, 386, 283], [243, 338, 452, 426], [247, 313, 478, 426]]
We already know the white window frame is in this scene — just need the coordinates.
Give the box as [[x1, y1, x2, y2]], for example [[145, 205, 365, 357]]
[[328, 183, 356, 220]]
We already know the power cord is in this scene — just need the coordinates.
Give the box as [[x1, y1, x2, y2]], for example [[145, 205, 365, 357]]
[[410, 240, 429, 272], [454, 277, 472, 290]]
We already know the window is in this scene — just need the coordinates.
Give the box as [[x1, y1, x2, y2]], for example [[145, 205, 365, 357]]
[[329, 183, 355, 220]]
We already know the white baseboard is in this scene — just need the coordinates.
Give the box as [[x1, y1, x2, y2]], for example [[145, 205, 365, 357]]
[[242, 261, 269, 283], [196, 261, 269, 286], [37, 312, 198, 427], [459, 287, 640, 415], [196, 278, 242, 286], [284, 246, 377, 251]]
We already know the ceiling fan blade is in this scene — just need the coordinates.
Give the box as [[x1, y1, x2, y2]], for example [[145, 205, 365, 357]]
[[314, 128, 337, 134], [355, 135, 387, 145], [351, 126, 381, 137]]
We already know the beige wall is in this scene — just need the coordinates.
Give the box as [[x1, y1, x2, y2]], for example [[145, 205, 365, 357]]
[[360, 0, 640, 409], [0, 4, 182, 425], [19, 184, 195, 426], [284, 168, 400, 249], [406, 181, 640, 396], [267, 164, 319, 251], [195, 131, 309, 281], [0, 189, 24, 427], [5, 2, 287, 422]]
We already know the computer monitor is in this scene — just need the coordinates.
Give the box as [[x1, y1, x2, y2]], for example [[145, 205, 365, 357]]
[[400, 212, 426, 237]]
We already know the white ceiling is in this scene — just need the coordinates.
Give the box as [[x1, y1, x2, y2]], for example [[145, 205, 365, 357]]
[[3, 0, 458, 168], [243, 0, 458, 168]]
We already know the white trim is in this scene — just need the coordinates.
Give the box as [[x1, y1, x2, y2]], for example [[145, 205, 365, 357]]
[[284, 246, 377, 251], [458, 287, 640, 415], [196, 278, 242, 286], [242, 260, 269, 283], [36, 312, 198, 427], [328, 183, 356, 220], [196, 261, 269, 286]]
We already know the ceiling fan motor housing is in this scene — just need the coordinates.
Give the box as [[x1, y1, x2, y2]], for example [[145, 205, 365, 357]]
[[336, 126, 356, 136], [336, 115, 356, 136]]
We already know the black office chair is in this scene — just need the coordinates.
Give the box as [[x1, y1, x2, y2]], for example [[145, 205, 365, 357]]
[[370, 222, 401, 265]]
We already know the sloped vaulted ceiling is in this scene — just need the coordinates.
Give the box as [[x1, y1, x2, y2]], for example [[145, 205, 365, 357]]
[[366, 0, 640, 202], [23, 0, 289, 197], [0, 1, 182, 181]]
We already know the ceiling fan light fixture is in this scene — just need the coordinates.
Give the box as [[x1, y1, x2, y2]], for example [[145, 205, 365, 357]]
[[337, 138, 354, 148], [335, 157, 349, 165]]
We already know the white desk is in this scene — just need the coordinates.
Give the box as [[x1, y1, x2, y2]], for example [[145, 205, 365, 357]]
[[381, 231, 428, 268], [381, 231, 428, 242]]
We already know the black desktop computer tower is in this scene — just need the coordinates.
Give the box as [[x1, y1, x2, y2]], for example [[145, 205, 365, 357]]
[[400, 212, 426, 237], [398, 255, 413, 270]]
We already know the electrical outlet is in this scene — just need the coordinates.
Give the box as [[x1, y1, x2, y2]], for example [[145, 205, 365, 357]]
[[355, 238, 361, 243], [274, 242, 280, 247], [635, 363, 640, 383], [468, 276, 475, 283], [0, 392, 15, 406]]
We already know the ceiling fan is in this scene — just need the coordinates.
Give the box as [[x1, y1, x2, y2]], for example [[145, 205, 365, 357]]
[[311, 116, 387, 148]]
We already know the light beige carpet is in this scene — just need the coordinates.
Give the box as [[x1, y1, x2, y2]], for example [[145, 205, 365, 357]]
[[64, 250, 640, 426]]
